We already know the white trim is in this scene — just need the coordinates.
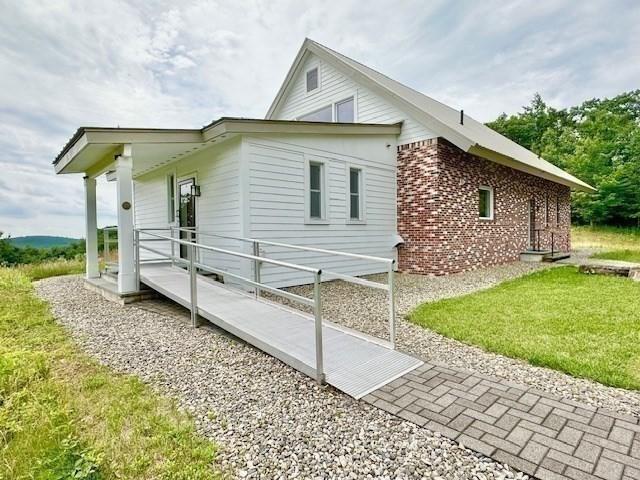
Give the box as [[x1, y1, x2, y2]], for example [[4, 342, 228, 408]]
[[304, 156, 329, 225], [305, 65, 320, 94], [346, 164, 366, 224], [478, 185, 494, 220]]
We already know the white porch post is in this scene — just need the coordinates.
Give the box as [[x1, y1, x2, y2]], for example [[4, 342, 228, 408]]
[[83, 176, 99, 279], [115, 147, 137, 293]]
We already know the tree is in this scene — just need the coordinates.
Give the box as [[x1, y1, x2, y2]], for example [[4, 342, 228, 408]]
[[487, 90, 640, 226]]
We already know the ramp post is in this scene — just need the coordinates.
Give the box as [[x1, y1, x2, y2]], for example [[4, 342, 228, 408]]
[[134, 229, 140, 291], [313, 270, 324, 384], [188, 233, 199, 328], [388, 260, 396, 349], [253, 240, 261, 299]]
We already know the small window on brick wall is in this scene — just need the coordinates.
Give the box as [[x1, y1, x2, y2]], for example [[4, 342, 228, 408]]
[[479, 186, 494, 220], [556, 194, 561, 225]]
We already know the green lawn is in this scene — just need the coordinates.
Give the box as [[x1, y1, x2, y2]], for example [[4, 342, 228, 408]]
[[590, 249, 640, 263], [409, 266, 640, 390], [572, 225, 640, 251], [0, 261, 219, 479]]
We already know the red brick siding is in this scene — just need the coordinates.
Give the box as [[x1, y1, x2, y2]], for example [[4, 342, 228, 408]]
[[397, 138, 571, 275]]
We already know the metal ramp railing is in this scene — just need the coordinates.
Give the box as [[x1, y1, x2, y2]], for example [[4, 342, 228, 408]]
[[133, 227, 397, 385]]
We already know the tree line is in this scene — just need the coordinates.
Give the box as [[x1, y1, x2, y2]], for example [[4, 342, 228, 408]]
[[0, 229, 116, 266], [487, 90, 640, 226]]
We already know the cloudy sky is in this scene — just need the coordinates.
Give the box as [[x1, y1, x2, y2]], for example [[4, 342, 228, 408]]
[[1, 0, 638, 237]]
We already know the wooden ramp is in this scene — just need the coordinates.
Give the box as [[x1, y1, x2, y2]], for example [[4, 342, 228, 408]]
[[140, 263, 422, 398]]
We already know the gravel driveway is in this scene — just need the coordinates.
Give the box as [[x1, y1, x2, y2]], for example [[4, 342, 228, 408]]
[[36, 276, 526, 479], [285, 261, 640, 418]]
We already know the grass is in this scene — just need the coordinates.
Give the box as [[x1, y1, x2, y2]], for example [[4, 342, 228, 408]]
[[572, 225, 640, 264], [572, 225, 640, 251], [0, 263, 219, 479], [15, 257, 85, 281], [409, 266, 640, 390], [590, 249, 640, 263]]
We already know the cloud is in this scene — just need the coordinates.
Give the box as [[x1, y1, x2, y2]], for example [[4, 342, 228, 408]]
[[0, 0, 638, 236]]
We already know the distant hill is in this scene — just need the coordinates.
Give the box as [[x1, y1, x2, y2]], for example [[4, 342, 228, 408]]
[[7, 236, 81, 248]]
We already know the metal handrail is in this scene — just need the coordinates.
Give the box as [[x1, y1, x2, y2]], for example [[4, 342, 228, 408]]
[[170, 226, 397, 347], [134, 227, 325, 383]]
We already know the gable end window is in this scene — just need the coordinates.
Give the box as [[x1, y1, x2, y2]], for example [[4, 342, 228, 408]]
[[336, 97, 354, 123], [479, 186, 494, 220], [298, 105, 332, 122], [306, 67, 319, 93]]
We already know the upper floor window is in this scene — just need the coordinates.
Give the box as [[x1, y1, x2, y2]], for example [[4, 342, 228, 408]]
[[479, 186, 494, 220], [306, 67, 319, 92], [336, 97, 354, 123], [299, 105, 332, 122]]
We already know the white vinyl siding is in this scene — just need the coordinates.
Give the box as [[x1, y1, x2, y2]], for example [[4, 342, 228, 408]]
[[272, 52, 435, 144], [244, 134, 397, 287], [134, 139, 244, 277]]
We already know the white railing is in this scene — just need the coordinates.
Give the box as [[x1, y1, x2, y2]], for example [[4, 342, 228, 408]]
[[170, 226, 397, 348], [134, 227, 326, 383]]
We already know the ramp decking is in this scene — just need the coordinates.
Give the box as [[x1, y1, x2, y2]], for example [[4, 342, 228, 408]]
[[139, 263, 422, 398]]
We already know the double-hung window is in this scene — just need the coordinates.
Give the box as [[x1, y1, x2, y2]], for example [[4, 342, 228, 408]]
[[309, 162, 324, 220], [479, 186, 494, 220], [349, 167, 362, 221]]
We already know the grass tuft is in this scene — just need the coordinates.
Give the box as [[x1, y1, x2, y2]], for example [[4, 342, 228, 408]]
[[409, 266, 640, 390], [15, 258, 85, 281], [0, 266, 220, 479]]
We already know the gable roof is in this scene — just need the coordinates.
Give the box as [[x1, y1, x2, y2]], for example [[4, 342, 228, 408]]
[[267, 39, 595, 192]]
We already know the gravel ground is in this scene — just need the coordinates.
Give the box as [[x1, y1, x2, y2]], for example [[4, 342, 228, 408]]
[[36, 276, 528, 480], [284, 260, 640, 418]]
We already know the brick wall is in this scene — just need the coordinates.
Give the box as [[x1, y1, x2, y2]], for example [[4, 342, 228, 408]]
[[397, 138, 571, 275]]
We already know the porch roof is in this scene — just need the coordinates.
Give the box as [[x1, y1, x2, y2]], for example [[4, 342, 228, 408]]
[[53, 117, 402, 177]]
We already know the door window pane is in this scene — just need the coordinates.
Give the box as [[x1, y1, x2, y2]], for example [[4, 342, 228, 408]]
[[299, 105, 332, 122], [336, 97, 354, 123]]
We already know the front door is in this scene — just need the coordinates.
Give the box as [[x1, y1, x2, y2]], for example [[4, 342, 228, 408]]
[[528, 198, 536, 249], [178, 178, 196, 259]]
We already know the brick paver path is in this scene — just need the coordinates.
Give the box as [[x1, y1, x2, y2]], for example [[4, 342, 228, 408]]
[[363, 362, 640, 480]]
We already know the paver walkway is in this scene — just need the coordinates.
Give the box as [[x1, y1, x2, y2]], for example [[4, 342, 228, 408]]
[[363, 362, 640, 480]]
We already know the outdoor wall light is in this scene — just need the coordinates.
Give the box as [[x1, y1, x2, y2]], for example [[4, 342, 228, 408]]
[[191, 184, 201, 197]]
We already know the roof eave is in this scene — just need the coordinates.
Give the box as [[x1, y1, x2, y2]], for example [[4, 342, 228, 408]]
[[469, 145, 596, 192]]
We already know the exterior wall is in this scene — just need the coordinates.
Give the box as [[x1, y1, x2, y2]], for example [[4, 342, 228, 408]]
[[244, 133, 398, 287], [397, 138, 571, 275], [134, 139, 245, 277], [271, 52, 435, 145]]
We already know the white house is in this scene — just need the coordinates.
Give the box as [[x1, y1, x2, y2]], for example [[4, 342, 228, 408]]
[[53, 38, 594, 295]]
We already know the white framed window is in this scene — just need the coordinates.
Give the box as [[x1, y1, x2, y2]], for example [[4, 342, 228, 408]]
[[305, 158, 328, 223], [306, 67, 319, 93], [335, 97, 354, 123], [298, 104, 332, 122], [556, 194, 561, 225], [479, 186, 494, 220], [347, 166, 366, 223], [167, 174, 175, 223]]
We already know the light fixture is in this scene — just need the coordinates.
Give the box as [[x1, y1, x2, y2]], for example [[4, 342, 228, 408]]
[[191, 184, 201, 197]]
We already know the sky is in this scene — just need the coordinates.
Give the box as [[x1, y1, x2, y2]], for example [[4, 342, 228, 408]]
[[1, 0, 638, 238]]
